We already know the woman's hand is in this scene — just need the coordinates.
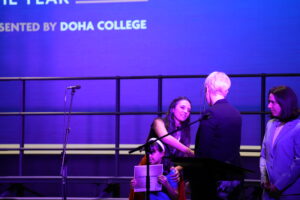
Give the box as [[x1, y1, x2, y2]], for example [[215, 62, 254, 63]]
[[158, 175, 169, 187], [185, 148, 194, 157], [158, 174, 179, 200], [169, 166, 180, 183]]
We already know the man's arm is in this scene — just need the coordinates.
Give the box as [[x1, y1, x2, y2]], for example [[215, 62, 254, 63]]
[[195, 110, 216, 157]]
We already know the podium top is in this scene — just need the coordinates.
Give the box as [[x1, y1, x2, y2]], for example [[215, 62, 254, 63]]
[[171, 157, 252, 180]]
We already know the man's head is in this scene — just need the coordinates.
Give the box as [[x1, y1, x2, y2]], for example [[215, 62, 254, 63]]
[[204, 71, 231, 105]]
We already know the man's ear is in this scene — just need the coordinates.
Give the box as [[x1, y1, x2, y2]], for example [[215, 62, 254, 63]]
[[205, 86, 210, 94]]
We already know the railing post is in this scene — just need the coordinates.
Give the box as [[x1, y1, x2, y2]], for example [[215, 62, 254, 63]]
[[19, 80, 26, 177], [158, 77, 163, 117], [115, 77, 121, 176], [260, 74, 266, 143]]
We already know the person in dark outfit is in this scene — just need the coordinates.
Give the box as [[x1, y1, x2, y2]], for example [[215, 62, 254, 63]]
[[146, 96, 194, 159], [192, 71, 243, 200]]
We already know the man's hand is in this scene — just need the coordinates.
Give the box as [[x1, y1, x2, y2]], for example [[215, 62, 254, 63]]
[[262, 182, 281, 198], [268, 184, 281, 198], [261, 181, 271, 190]]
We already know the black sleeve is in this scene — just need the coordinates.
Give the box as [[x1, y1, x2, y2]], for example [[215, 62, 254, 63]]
[[195, 110, 217, 158]]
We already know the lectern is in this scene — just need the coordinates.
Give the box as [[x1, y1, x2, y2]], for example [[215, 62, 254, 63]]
[[172, 157, 252, 200]]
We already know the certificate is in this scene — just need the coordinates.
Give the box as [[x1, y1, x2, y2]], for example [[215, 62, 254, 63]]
[[134, 164, 163, 192]]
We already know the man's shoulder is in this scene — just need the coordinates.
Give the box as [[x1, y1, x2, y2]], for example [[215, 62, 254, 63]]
[[212, 101, 239, 114]]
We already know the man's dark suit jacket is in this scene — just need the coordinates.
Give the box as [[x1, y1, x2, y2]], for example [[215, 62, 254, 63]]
[[195, 99, 242, 166], [191, 99, 242, 200]]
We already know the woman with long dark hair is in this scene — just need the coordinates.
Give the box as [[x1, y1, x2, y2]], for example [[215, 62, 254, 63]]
[[260, 86, 300, 200], [147, 96, 194, 158]]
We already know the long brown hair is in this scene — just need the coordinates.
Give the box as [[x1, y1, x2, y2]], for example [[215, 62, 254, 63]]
[[164, 96, 192, 147]]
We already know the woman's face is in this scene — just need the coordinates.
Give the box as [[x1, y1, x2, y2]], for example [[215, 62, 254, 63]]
[[172, 99, 191, 124], [268, 93, 282, 117]]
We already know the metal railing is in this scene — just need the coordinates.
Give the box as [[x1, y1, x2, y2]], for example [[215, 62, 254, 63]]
[[0, 73, 299, 178]]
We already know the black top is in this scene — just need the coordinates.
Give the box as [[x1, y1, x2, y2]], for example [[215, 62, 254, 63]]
[[147, 117, 187, 158], [195, 99, 242, 167]]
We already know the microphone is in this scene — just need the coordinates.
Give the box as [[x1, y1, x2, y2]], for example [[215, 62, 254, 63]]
[[67, 85, 81, 89]]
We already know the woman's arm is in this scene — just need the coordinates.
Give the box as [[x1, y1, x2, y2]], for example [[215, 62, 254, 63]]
[[260, 139, 268, 185], [275, 123, 300, 190], [260, 120, 272, 186], [153, 118, 194, 156]]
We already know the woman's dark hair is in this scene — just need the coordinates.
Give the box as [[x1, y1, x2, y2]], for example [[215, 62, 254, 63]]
[[149, 141, 164, 154], [164, 96, 192, 147], [149, 140, 171, 174], [269, 86, 299, 122]]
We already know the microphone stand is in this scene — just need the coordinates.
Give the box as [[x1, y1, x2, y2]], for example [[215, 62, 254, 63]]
[[144, 143, 151, 200], [129, 114, 209, 200], [60, 88, 77, 200]]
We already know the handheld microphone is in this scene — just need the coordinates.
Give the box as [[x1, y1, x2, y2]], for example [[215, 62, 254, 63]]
[[67, 85, 81, 89]]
